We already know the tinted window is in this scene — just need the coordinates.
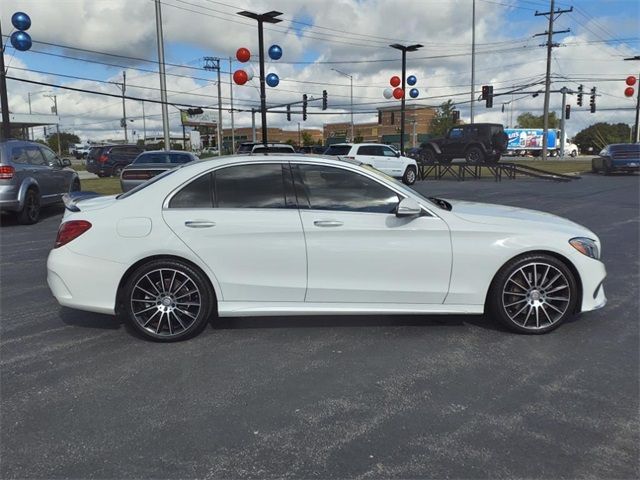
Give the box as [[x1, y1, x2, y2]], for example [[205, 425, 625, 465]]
[[87, 147, 105, 159], [40, 147, 60, 166], [252, 146, 295, 154], [214, 164, 287, 209], [169, 172, 213, 208], [11, 145, 42, 165], [294, 164, 399, 214], [135, 153, 192, 164], [324, 145, 352, 156], [236, 143, 254, 153], [449, 128, 463, 139], [357, 145, 378, 155]]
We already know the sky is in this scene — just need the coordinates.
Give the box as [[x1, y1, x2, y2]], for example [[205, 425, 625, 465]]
[[1, 0, 640, 143]]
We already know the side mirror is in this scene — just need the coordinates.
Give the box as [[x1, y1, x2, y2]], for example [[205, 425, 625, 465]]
[[396, 151, 401, 157], [396, 197, 422, 217], [61, 158, 72, 167]]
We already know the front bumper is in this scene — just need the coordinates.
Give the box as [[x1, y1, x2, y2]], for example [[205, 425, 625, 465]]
[[575, 255, 607, 313]]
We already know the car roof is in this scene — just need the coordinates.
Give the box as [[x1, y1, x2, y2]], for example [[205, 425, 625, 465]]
[[139, 150, 194, 155]]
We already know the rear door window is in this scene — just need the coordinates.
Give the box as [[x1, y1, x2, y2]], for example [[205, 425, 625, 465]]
[[357, 146, 377, 155], [324, 145, 352, 156], [214, 164, 289, 209]]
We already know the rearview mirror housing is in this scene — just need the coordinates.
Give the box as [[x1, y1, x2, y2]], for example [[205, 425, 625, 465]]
[[62, 158, 72, 167], [396, 197, 421, 217]]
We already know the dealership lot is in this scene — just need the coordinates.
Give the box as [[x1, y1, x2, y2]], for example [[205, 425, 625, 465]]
[[1, 174, 638, 478]]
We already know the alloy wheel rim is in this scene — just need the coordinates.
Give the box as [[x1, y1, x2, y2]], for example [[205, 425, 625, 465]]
[[502, 262, 570, 330], [130, 268, 201, 337], [407, 170, 416, 183], [27, 194, 39, 220]]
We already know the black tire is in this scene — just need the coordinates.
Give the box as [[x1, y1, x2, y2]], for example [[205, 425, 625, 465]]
[[122, 259, 215, 342], [17, 188, 41, 225], [70, 178, 81, 192], [421, 147, 437, 164], [603, 161, 613, 176], [570, 150, 578, 158], [465, 146, 485, 165], [591, 163, 599, 174], [402, 166, 417, 185], [491, 131, 509, 152], [487, 253, 578, 334]]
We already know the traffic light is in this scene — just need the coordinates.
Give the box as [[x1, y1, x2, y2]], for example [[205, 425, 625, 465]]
[[322, 90, 328, 110], [565, 104, 571, 120], [452, 110, 460, 122], [302, 94, 308, 121], [625, 75, 636, 97], [286, 104, 291, 121], [590, 87, 596, 113], [577, 84, 583, 107], [481, 85, 493, 108]]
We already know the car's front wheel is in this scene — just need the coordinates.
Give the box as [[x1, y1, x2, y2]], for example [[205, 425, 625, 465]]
[[487, 254, 578, 334], [402, 166, 417, 185], [122, 259, 214, 341]]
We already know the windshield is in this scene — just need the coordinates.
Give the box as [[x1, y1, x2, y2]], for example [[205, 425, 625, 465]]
[[117, 167, 179, 199]]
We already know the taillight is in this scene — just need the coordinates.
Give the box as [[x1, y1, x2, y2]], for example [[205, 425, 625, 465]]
[[98, 154, 108, 163], [54, 220, 92, 248], [122, 170, 152, 180], [0, 165, 15, 180]]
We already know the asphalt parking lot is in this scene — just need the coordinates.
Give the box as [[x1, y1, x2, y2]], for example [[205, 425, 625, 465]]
[[1, 173, 638, 479]]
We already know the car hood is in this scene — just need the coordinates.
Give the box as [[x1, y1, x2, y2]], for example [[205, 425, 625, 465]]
[[447, 199, 594, 236]]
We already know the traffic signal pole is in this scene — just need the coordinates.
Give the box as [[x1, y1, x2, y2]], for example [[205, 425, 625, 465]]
[[0, 21, 11, 140]]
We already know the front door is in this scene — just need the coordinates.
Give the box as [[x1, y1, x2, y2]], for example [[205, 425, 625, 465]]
[[292, 163, 452, 304], [162, 162, 307, 302], [441, 126, 465, 159]]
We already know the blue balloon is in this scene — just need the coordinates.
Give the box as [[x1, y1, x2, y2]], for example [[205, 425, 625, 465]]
[[409, 88, 419, 98], [10, 31, 32, 52], [266, 73, 280, 87], [407, 75, 417, 86], [268, 44, 282, 60], [11, 12, 31, 31]]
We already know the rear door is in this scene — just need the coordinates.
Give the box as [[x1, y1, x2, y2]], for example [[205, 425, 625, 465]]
[[162, 162, 307, 302], [354, 145, 378, 166], [441, 127, 464, 158]]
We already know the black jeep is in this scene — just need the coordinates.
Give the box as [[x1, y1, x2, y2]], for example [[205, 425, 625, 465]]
[[418, 123, 509, 165]]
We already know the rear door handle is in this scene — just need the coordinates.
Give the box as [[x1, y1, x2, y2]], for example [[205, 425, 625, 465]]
[[185, 220, 216, 228], [314, 220, 343, 227]]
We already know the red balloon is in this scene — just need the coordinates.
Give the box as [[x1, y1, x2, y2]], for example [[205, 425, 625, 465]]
[[390, 76, 401, 87], [625, 86, 635, 97], [233, 69, 248, 85], [236, 47, 251, 63], [626, 75, 637, 86], [393, 87, 404, 99]]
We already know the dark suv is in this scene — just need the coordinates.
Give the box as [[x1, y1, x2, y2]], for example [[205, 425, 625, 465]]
[[419, 123, 509, 165], [86, 144, 143, 177]]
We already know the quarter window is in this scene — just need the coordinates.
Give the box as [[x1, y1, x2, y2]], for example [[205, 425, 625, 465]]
[[294, 164, 399, 214], [169, 173, 213, 208], [214, 164, 288, 209]]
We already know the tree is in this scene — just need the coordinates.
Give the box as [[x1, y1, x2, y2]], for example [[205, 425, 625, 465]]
[[429, 100, 457, 137], [301, 131, 314, 146], [574, 123, 631, 153], [516, 112, 560, 129], [47, 132, 80, 154]]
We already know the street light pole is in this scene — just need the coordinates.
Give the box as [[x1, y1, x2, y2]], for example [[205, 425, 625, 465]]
[[237, 10, 283, 146], [44, 94, 62, 156], [390, 43, 423, 154], [624, 56, 640, 143], [332, 68, 354, 142], [471, 0, 476, 124], [154, 0, 171, 151], [0, 20, 11, 140]]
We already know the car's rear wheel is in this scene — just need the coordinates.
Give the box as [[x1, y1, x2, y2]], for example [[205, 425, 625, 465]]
[[123, 259, 214, 341], [113, 166, 123, 178], [17, 188, 41, 225], [465, 146, 485, 165], [402, 166, 417, 185], [487, 254, 578, 334], [421, 148, 436, 164]]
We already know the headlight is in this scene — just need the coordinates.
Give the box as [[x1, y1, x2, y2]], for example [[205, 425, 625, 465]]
[[569, 237, 600, 259]]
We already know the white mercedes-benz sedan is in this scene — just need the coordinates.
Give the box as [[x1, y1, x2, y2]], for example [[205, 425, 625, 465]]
[[47, 155, 607, 341]]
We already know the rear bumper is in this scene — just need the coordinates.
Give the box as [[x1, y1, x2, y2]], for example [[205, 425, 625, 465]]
[[0, 185, 20, 211], [86, 163, 113, 176]]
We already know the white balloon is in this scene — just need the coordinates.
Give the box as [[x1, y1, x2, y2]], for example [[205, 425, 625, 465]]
[[383, 88, 393, 99]]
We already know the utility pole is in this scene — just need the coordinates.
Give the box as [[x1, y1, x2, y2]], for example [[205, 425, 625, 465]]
[[534, 0, 572, 160], [0, 20, 10, 140], [141, 100, 147, 145], [390, 43, 423, 154], [624, 56, 640, 142], [117, 71, 128, 143], [251, 108, 256, 142], [332, 69, 354, 142], [45, 94, 61, 156], [28, 92, 33, 140], [297, 122, 301, 147], [154, 0, 170, 151], [470, 0, 476, 124], [229, 57, 235, 153], [560, 86, 567, 157], [203, 57, 223, 156]]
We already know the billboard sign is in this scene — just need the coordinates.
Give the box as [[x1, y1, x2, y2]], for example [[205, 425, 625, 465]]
[[505, 129, 558, 150], [180, 110, 217, 127]]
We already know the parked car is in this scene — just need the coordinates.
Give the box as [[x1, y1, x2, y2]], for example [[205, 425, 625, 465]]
[[250, 143, 296, 154], [0, 139, 80, 224], [591, 143, 640, 174], [120, 150, 199, 192], [418, 123, 509, 165], [323, 143, 418, 185], [298, 145, 326, 155], [48, 154, 606, 341], [86, 144, 144, 177], [73, 145, 91, 159], [201, 147, 219, 156]]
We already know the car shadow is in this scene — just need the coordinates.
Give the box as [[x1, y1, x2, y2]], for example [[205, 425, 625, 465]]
[[59, 307, 123, 330], [0, 205, 64, 227]]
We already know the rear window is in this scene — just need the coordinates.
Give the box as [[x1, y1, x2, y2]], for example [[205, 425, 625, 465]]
[[490, 125, 504, 136], [134, 153, 193, 164], [237, 143, 254, 153], [324, 145, 352, 156], [117, 168, 179, 199], [88, 147, 106, 159]]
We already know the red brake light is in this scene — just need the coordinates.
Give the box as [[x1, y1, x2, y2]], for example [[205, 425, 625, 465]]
[[122, 170, 152, 180], [55, 220, 92, 248], [0, 165, 15, 179], [98, 154, 108, 163]]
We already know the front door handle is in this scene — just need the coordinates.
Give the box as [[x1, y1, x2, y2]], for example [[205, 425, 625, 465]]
[[314, 220, 343, 227], [185, 220, 216, 228]]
